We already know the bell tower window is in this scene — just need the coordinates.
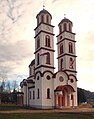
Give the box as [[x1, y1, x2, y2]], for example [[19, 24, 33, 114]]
[[60, 43, 63, 54], [37, 37, 40, 49], [37, 17, 39, 25], [37, 53, 39, 65], [45, 35, 50, 47], [59, 25, 62, 33], [46, 15, 49, 24], [41, 15, 44, 22], [46, 52, 50, 64], [69, 42, 73, 53], [69, 23, 72, 32], [64, 23, 67, 31]]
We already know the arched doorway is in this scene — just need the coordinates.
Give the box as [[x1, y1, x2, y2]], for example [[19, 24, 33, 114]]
[[54, 85, 75, 108]]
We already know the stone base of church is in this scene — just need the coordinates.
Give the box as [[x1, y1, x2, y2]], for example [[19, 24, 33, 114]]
[[29, 105, 55, 109]]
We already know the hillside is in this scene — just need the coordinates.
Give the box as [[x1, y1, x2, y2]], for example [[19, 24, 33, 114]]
[[77, 87, 94, 104]]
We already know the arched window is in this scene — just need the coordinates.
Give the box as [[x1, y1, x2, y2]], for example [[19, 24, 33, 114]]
[[69, 57, 74, 69], [61, 58, 63, 70], [69, 23, 72, 32], [59, 25, 62, 33], [37, 88, 39, 99], [41, 15, 44, 22], [46, 52, 50, 64], [33, 91, 35, 99], [29, 67, 32, 76], [37, 76, 39, 80], [45, 35, 50, 47], [60, 43, 63, 54], [64, 23, 67, 31], [69, 42, 73, 53], [29, 91, 31, 99], [47, 88, 50, 99], [46, 15, 49, 24], [37, 17, 39, 25], [37, 53, 39, 65], [37, 37, 40, 49]]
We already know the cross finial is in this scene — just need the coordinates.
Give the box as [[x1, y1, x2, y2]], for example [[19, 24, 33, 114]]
[[43, 5, 45, 10], [64, 14, 66, 19]]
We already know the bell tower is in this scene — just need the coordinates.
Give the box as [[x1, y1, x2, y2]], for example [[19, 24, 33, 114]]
[[34, 8, 55, 74], [57, 17, 77, 76]]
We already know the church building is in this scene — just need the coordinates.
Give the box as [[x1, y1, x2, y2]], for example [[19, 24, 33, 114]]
[[20, 8, 78, 109]]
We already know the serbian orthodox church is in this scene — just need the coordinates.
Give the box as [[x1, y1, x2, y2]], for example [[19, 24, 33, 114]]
[[20, 8, 78, 109]]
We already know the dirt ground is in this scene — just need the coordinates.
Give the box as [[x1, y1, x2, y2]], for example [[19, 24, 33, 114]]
[[0, 107, 94, 113]]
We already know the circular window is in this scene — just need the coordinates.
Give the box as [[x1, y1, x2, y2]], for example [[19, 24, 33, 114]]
[[47, 75, 50, 80], [59, 76, 64, 82], [70, 79, 74, 83]]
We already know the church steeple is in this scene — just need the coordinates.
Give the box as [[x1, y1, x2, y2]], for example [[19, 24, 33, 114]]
[[34, 9, 55, 73], [57, 17, 76, 75]]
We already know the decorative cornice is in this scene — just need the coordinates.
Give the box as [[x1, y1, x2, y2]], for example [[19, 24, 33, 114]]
[[57, 38, 76, 45], [28, 86, 35, 89], [34, 30, 55, 38], [52, 70, 69, 79], [63, 69, 77, 73], [35, 70, 54, 79], [56, 31, 76, 37], [35, 65, 55, 70], [57, 53, 77, 59], [27, 75, 34, 79], [68, 74, 78, 81], [34, 22, 54, 31], [34, 47, 55, 54]]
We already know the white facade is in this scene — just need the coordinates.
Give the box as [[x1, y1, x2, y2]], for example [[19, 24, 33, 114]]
[[20, 9, 78, 109]]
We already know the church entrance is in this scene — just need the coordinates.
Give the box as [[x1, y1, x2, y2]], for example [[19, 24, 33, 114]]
[[54, 85, 75, 108]]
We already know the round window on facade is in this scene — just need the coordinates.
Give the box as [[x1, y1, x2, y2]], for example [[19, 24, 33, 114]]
[[59, 76, 64, 82], [47, 75, 50, 80], [70, 78, 74, 83]]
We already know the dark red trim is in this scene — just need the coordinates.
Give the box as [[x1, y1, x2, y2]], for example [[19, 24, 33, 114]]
[[69, 74, 78, 81], [57, 38, 76, 45], [34, 22, 54, 31], [35, 65, 55, 70], [63, 69, 77, 73], [34, 47, 55, 54], [34, 30, 55, 38], [57, 53, 77, 59], [56, 31, 76, 37], [42, 70, 54, 77], [52, 70, 69, 79], [34, 71, 42, 79], [55, 85, 75, 92], [27, 75, 34, 79], [28, 86, 35, 89]]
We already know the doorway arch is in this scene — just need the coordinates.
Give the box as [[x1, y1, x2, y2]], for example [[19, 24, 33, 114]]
[[54, 85, 75, 108]]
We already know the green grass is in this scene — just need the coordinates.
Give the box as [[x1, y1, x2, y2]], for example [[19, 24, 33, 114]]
[[0, 104, 24, 111], [0, 112, 94, 119], [0, 104, 94, 119]]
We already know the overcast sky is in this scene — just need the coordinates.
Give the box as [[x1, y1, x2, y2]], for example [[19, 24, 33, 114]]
[[0, 0, 94, 92]]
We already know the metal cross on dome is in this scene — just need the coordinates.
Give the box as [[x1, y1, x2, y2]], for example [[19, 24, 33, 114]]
[[43, 5, 45, 9], [64, 14, 66, 19]]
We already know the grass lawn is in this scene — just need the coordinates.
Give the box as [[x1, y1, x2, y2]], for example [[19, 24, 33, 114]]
[[0, 104, 94, 119], [0, 112, 94, 119]]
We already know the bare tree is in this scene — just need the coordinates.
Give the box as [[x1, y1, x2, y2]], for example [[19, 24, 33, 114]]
[[6, 80, 11, 92], [0, 68, 8, 92]]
